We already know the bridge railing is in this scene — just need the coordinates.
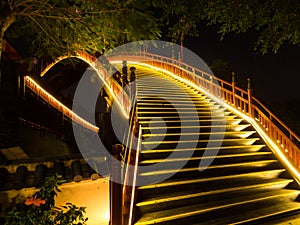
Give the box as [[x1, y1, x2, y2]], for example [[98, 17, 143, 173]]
[[252, 97, 300, 167], [24, 76, 99, 133], [110, 102, 140, 225], [25, 51, 135, 134], [77, 52, 132, 114], [40, 52, 133, 118], [107, 51, 300, 172]]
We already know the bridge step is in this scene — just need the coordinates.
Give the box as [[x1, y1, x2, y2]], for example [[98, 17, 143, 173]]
[[138, 168, 286, 193], [141, 124, 251, 132], [139, 118, 244, 126], [137, 110, 230, 115], [140, 151, 273, 165], [137, 99, 213, 104], [142, 130, 255, 138], [135, 189, 300, 225], [136, 178, 294, 214], [138, 106, 222, 111], [141, 138, 260, 150], [141, 145, 267, 159], [201, 202, 300, 225], [138, 115, 237, 120], [138, 159, 279, 178], [133, 65, 300, 224]]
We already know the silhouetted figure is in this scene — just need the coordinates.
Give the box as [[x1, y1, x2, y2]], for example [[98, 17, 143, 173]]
[[129, 67, 136, 82]]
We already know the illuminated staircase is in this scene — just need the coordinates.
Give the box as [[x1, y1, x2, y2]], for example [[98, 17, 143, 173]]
[[134, 66, 300, 224]]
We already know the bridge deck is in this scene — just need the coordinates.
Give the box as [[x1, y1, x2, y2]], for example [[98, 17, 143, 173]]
[[133, 65, 300, 225]]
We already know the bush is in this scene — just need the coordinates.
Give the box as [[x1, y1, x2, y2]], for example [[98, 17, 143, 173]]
[[3, 175, 88, 225]]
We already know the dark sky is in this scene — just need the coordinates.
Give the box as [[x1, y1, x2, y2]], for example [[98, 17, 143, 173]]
[[184, 26, 300, 105]]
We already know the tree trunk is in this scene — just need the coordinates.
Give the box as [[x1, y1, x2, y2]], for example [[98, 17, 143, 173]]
[[0, 13, 17, 84]]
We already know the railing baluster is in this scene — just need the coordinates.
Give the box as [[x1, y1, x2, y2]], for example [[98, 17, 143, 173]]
[[232, 72, 236, 106]]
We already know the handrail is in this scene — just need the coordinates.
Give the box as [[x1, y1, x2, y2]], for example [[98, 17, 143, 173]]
[[108, 52, 300, 173], [123, 101, 137, 170], [122, 113, 141, 225], [252, 97, 300, 142]]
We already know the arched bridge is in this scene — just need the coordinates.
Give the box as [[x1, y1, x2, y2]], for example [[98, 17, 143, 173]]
[[23, 51, 300, 224]]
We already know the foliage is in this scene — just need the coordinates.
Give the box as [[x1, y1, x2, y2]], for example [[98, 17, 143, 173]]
[[210, 58, 234, 82], [157, 0, 299, 54], [202, 0, 300, 54], [156, 0, 203, 44], [210, 58, 248, 90], [1, 0, 299, 63], [3, 175, 88, 225], [1, 0, 160, 61]]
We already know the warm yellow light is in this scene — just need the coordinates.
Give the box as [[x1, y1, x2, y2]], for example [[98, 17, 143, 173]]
[[105, 211, 110, 222], [40, 56, 70, 77], [131, 62, 300, 185]]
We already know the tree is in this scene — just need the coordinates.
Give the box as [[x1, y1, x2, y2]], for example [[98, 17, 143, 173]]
[[2, 175, 88, 225], [202, 0, 300, 54], [210, 59, 248, 90], [1, 0, 299, 75], [210, 58, 234, 82], [0, 0, 161, 82], [160, 0, 299, 55]]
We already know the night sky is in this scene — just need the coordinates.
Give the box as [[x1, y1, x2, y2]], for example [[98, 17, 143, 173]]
[[184, 26, 300, 104]]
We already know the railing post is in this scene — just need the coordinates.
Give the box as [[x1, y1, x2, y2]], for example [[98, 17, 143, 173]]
[[209, 76, 213, 93], [247, 78, 253, 118], [232, 72, 236, 106], [110, 144, 124, 225]]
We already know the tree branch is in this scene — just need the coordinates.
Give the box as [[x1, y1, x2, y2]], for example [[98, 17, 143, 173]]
[[28, 15, 60, 46], [20, 12, 77, 20]]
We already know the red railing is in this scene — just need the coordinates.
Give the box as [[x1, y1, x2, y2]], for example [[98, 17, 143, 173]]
[[108, 52, 300, 173]]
